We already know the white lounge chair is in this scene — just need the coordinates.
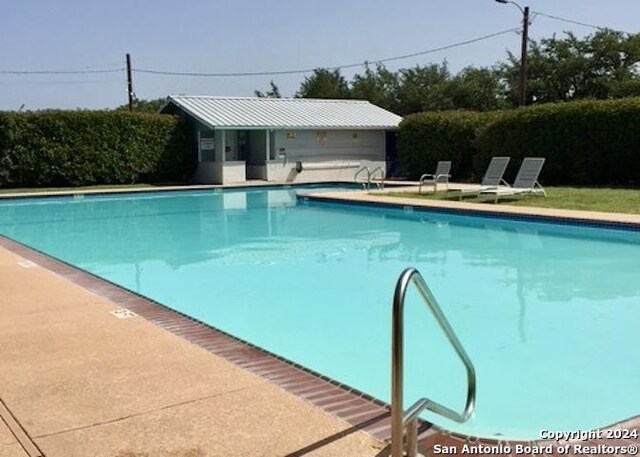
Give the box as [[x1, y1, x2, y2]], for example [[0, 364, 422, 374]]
[[480, 157, 547, 203], [450, 156, 511, 200], [419, 161, 451, 193]]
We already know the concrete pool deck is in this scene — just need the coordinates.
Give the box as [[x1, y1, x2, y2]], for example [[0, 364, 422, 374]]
[[0, 245, 384, 457]]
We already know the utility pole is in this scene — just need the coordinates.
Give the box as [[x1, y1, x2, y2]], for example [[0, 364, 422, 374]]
[[126, 53, 134, 111], [495, 0, 529, 106], [519, 6, 530, 106]]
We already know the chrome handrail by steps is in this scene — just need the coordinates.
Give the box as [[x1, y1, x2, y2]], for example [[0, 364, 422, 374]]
[[391, 268, 476, 457]]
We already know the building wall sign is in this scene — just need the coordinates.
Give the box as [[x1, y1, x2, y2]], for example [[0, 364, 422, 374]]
[[200, 137, 215, 150]]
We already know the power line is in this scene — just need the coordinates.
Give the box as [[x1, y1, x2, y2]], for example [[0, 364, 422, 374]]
[[0, 78, 123, 85], [133, 27, 521, 78], [0, 68, 124, 75], [533, 11, 633, 34], [0, 11, 632, 82], [365, 27, 521, 65], [71, 62, 124, 70]]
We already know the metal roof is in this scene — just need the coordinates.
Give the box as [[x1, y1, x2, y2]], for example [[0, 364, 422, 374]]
[[162, 95, 402, 130]]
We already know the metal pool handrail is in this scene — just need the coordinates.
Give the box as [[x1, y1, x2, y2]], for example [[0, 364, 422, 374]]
[[354, 166, 371, 189], [369, 166, 386, 190], [391, 268, 476, 457]]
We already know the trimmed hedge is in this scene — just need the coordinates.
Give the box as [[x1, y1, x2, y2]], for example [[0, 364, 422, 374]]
[[398, 111, 490, 181], [0, 111, 196, 188], [398, 97, 640, 186], [475, 98, 640, 185]]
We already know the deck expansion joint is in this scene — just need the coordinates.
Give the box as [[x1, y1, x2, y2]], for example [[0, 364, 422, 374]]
[[0, 398, 45, 457]]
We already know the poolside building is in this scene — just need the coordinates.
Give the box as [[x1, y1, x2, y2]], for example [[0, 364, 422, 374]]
[[160, 96, 402, 184]]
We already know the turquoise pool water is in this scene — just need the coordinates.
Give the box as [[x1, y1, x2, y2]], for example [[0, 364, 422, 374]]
[[1, 186, 639, 439]]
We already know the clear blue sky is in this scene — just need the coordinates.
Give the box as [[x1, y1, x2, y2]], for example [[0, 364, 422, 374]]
[[1, 0, 638, 110]]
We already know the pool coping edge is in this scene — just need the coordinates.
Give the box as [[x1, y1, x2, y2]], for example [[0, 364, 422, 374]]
[[299, 192, 640, 231]]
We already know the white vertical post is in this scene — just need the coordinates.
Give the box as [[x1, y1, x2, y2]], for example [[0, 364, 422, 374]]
[[265, 129, 271, 181]]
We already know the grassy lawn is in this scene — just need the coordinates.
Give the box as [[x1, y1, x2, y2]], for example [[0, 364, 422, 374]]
[[388, 187, 640, 215], [0, 183, 182, 195]]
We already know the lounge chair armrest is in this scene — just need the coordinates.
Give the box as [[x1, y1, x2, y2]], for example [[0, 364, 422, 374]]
[[419, 173, 436, 181]]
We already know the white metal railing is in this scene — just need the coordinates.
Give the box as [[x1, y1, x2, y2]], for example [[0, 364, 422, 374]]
[[391, 268, 476, 457], [354, 166, 386, 190], [369, 166, 386, 190], [354, 166, 371, 189]]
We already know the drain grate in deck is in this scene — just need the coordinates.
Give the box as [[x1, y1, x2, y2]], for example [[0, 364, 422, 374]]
[[18, 260, 37, 268]]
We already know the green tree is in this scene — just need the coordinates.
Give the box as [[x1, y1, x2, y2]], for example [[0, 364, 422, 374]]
[[350, 63, 503, 114], [254, 81, 282, 98], [394, 63, 454, 114], [588, 30, 640, 97], [500, 30, 640, 104], [296, 68, 351, 99], [449, 66, 506, 111], [116, 97, 167, 113], [350, 63, 399, 111]]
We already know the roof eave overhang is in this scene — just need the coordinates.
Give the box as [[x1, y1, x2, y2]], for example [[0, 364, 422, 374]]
[[164, 95, 401, 131], [208, 125, 400, 131]]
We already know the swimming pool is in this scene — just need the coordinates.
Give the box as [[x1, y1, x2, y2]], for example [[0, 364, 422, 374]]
[[1, 185, 638, 440]]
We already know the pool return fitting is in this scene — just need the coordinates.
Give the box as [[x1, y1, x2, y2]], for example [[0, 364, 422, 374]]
[[391, 268, 476, 457]]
